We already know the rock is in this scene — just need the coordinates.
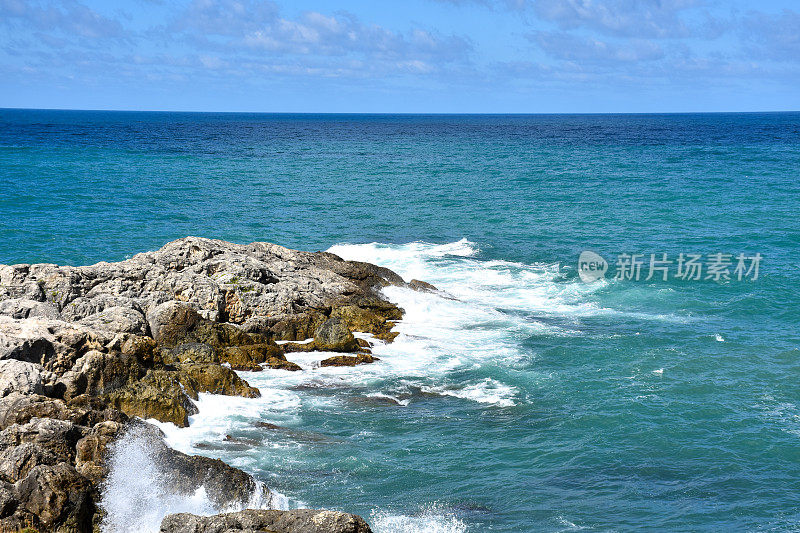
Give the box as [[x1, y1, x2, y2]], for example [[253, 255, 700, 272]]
[[74, 420, 123, 484], [264, 358, 302, 371], [0, 316, 56, 365], [104, 370, 198, 427], [13, 462, 94, 532], [0, 480, 17, 517], [147, 301, 202, 346], [172, 342, 216, 364], [78, 306, 149, 336], [160, 508, 373, 533], [356, 338, 371, 349], [57, 350, 143, 400], [0, 298, 61, 320], [0, 394, 72, 430], [148, 302, 268, 359], [0, 237, 406, 530], [173, 342, 290, 372], [254, 421, 282, 430], [0, 359, 46, 397], [63, 395, 128, 428], [120, 334, 159, 366], [320, 353, 376, 367], [409, 279, 438, 292], [374, 331, 399, 343], [0, 442, 61, 482], [3, 237, 403, 339], [330, 305, 395, 339], [0, 316, 114, 374], [0, 417, 85, 466], [177, 363, 260, 399], [313, 318, 359, 352]]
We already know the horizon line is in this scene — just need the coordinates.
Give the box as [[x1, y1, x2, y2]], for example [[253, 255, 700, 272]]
[[1, 106, 798, 116]]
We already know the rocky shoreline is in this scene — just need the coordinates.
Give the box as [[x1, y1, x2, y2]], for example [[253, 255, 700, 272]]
[[0, 237, 426, 532]]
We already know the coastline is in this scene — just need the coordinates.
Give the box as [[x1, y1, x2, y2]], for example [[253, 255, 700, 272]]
[[0, 236, 425, 532]]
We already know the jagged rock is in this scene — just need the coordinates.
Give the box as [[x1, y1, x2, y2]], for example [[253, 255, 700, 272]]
[[0, 394, 70, 430], [13, 462, 94, 532], [330, 305, 395, 340], [0, 298, 61, 320], [409, 279, 438, 292], [0, 316, 115, 375], [0, 393, 124, 433], [0, 359, 48, 397], [74, 420, 123, 485], [0, 418, 85, 467], [374, 331, 399, 342], [264, 358, 302, 371], [60, 294, 142, 323], [0, 316, 57, 365], [172, 342, 294, 372], [313, 318, 359, 352], [121, 334, 159, 366], [220, 343, 286, 370], [177, 363, 260, 399], [263, 311, 328, 342], [0, 480, 16, 517], [57, 350, 144, 400], [356, 338, 371, 349], [160, 508, 373, 533], [172, 342, 216, 364], [0, 442, 61, 482], [2, 237, 404, 340], [78, 305, 149, 336], [148, 301, 202, 346], [148, 301, 267, 357], [320, 353, 376, 367], [63, 395, 128, 428], [104, 370, 198, 427], [0, 395, 125, 532]]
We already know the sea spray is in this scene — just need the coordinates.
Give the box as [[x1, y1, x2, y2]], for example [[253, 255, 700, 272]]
[[370, 504, 468, 533], [100, 425, 217, 533], [99, 424, 288, 533]]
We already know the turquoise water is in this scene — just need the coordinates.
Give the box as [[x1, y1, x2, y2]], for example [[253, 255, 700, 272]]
[[2, 110, 800, 531]]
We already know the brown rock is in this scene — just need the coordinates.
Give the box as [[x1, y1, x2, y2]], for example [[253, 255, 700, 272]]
[[320, 353, 376, 367], [409, 279, 438, 292], [104, 370, 197, 427], [121, 335, 159, 367], [74, 420, 123, 485], [160, 508, 372, 533], [14, 463, 94, 532], [177, 363, 260, 399], [374, 331, 400, 343], [313, 318, 359, 352], [264, 358, 302, 371]]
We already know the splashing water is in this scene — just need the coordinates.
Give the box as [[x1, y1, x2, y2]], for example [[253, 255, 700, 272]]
[[100, 425, 287, 533], [370, 504, 468, 533], [100, 427, 218, 533]]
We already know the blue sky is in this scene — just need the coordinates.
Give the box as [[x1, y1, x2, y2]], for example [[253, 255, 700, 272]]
[[1, 0, 798, 112]]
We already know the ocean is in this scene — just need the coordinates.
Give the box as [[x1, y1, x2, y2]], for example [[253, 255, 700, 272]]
[[1, 109, 799, 532]]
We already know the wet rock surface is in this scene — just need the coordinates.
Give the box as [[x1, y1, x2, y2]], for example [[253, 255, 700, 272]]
[[160, 508, 373, 533], [0, 237, 412, 531], [320, 353, 377, 367]]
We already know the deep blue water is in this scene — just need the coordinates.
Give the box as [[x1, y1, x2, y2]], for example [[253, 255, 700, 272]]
[[1, 109, 799, 532]]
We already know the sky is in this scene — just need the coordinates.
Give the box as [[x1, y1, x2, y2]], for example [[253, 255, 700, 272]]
[[0, 0, 798, 113]]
